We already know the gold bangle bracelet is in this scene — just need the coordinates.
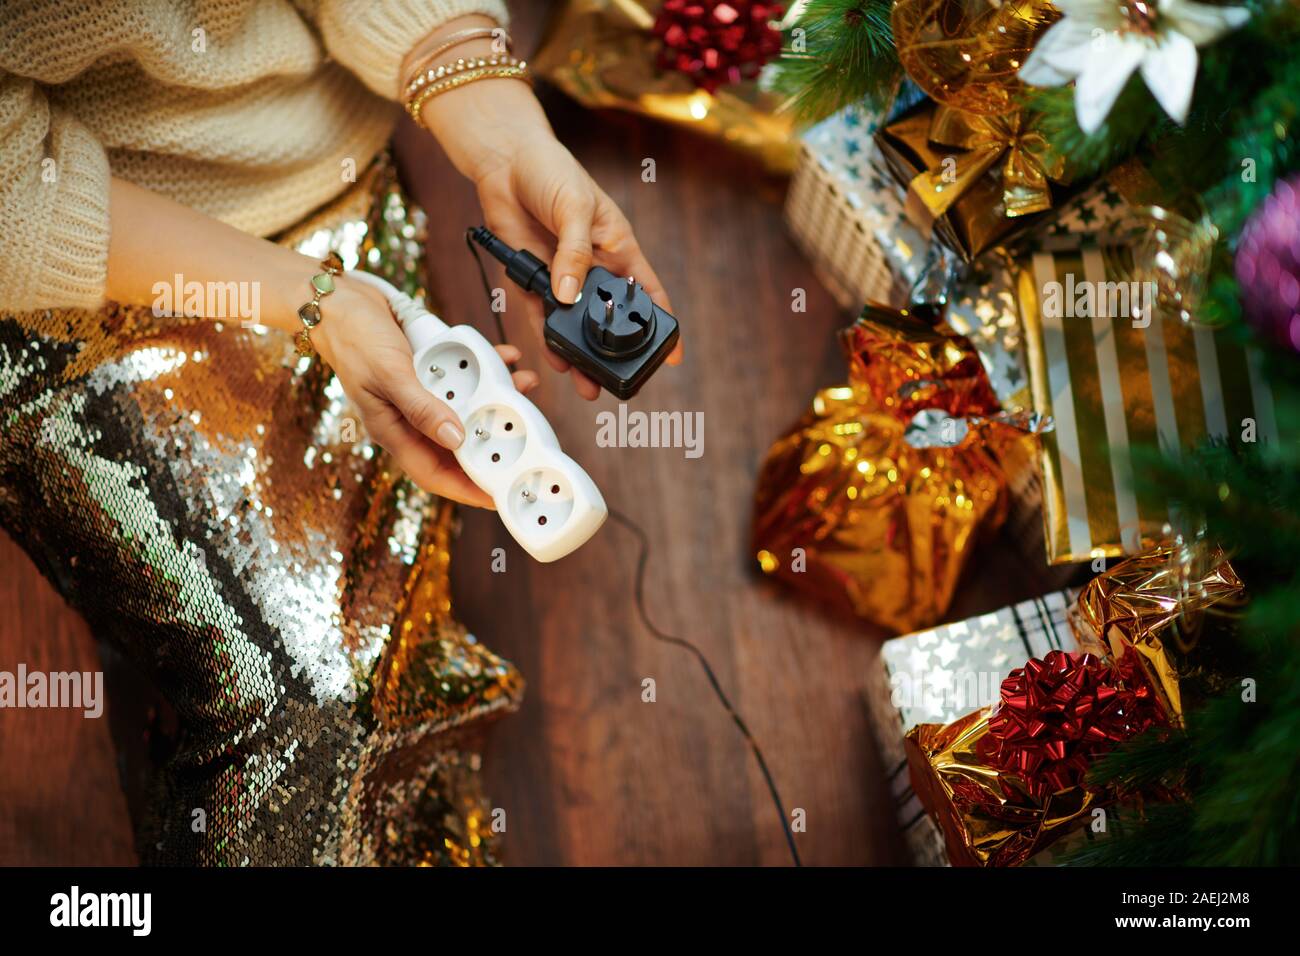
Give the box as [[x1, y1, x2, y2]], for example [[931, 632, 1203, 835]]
[[406, 64, 531, 128], [294, 252, 343, 358], [403, 26, 510, 86], [405, 54, 522, 100]]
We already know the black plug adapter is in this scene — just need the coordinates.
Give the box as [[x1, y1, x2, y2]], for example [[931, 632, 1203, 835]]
[[468, 226, 679, 399]]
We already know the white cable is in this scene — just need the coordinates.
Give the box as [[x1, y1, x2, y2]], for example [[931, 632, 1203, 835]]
[[348, 270, 448, 346]]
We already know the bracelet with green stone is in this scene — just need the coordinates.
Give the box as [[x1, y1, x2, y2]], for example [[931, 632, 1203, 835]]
[[295, 251, 344, 358]]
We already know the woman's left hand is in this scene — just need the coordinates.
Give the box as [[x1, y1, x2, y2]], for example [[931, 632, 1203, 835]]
[[416, 69, 681, 400]]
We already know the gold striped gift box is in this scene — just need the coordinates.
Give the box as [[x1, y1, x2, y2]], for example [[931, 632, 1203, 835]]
[[1018, 246, 1280, 564]]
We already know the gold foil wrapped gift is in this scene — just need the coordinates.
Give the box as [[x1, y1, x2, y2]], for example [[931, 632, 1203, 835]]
[[531, 0, 797, 172], [1016, 239, 1282, 564], [906, 543, 1244, 866], [906, 702, 1104, 866], [870, 589, 1081, 866], [752, 303, 1033, 633], [876, 102, 1070, 262], [892, 0, 1057, 117], [874, 0, 1068, 260], [1072, 542, 1246, 725]]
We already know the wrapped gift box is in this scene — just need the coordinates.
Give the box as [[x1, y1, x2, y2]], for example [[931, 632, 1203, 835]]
[[752, 305, 1043, 634], [954, 178, 1147, 560], [1016, 243, 1281, 564], [784, 102, 938, 312], [867, 589, 1083, 865], [1072, 542, 1247, 725], [899, 543, 1244, 865], [786, 104, 1036, 411], [532, 0, 798, 172], [872, 102, 1078, 264], [994, 169, 1283, 563]]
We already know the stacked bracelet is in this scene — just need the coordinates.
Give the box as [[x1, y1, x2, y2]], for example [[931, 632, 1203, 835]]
[[405, 53, 524, 100], [295, 252, 343, 358], [404, 26, 511, 89], [405, 58, 530, 126]]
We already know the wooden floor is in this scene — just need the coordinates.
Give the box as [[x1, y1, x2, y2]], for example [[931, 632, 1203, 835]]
[[0, 5, 1072, 866]]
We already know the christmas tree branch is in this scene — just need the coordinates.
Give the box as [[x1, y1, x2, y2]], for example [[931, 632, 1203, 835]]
[[1063, 429, 1300, 865], [770, 0, 900, 123]]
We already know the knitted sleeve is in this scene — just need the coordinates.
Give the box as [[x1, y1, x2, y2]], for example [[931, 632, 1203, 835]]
[[315, 0, 511, 101], [0, 72, 111, 313]]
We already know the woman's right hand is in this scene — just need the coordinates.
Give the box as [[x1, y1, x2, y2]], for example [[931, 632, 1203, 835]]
[[312, 276, 539, 509], [102, 179, 525, 508]]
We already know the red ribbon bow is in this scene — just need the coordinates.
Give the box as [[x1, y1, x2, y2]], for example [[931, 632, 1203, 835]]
[[653, 1, 785, 93], [979, 650, 1160, 800]]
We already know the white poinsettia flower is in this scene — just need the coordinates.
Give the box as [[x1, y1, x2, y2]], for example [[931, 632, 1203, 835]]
[[1019, 0, 1250, 134]]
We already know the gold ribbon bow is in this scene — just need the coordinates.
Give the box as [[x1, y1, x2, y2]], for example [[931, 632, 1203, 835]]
[[909, 105, 1066, 220]]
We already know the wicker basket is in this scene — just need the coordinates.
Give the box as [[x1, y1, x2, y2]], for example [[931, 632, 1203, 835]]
[[783, 142, 911, 312]]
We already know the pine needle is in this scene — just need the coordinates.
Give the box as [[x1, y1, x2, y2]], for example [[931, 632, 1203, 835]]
[[770, 0, 901, 124]]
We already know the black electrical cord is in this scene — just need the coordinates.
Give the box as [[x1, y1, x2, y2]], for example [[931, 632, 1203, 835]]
[[465, 229, 508, 345], [607, 509, 802, 867], [464, 235, 802, 867]]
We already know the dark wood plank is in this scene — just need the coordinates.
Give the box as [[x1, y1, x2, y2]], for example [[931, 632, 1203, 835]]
[[0, 1, 1069, 867], [398, 4, 1071, 866], [0, 534, 136, 865], [396, 0, 903, 864], [403, 107, 902, 864]]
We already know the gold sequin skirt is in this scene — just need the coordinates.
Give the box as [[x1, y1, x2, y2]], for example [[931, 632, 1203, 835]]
[[0, 157, 523, 866]]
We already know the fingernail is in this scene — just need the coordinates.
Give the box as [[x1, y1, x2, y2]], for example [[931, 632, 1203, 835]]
[[557, 274, 580, 303], [435, 421, 464, 449]]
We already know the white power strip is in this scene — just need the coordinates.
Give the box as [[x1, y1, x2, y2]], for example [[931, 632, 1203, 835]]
[[350, 271, 607, 562]]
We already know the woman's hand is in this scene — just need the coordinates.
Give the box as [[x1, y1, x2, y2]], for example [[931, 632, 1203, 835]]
[[105, 181, 541, 511], [412, 44, 681, 400], [314, 276, 539, 508], [470, 131, 681, 400]]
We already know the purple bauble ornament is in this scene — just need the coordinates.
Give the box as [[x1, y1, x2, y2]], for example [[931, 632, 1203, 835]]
[[1236, 176, 1300, 354]]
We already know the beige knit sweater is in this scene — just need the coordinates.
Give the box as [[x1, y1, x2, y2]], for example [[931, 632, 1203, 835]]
[[0, 0, 509, 312]]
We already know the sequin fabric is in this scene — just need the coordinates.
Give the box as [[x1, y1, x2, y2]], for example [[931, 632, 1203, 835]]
[[0, 158, 523, 866]]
